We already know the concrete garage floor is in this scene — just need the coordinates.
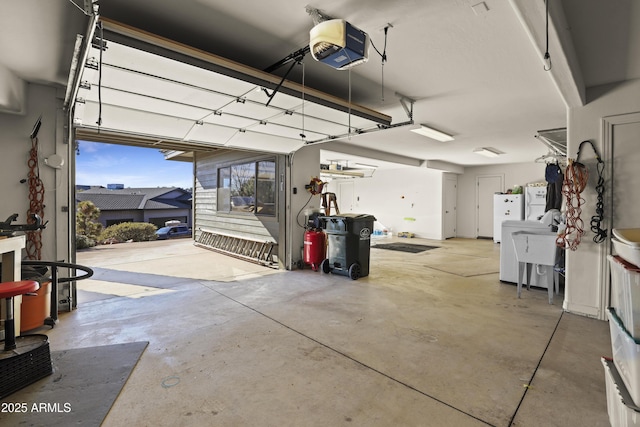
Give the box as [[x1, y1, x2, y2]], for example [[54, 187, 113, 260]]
[[47, 237, 611, 426]]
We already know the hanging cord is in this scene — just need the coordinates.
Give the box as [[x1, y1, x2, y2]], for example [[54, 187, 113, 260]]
[[27, 135, 45, 260], [543, 0, 552, 71], [296, 193, 315, 228], [591, 161, 607, 243], [96, 21, 104, 127], [370, 24, 391, 102], [575, 140, 607, 243]]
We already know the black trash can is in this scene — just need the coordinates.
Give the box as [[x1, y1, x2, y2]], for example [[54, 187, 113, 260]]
[[320, 213, 376, 280]]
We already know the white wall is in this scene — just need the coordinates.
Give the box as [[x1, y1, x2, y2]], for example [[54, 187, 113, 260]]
[[456, 162, 547, 238], [331, 167, 444, 239], [288, 144, 321, 268], [0, 83, 69, 263], [566, 78, 640, 319]]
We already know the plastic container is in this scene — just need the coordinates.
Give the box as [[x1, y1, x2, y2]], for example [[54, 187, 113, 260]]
[[614, 229, 640, 247], [609, 256, 640, 339], [602, 357, 640, 426], [20, 281, 51, 332], [320, 213, 376, 280], [608, 307, 640, 406], [613, 238, 640, 269]]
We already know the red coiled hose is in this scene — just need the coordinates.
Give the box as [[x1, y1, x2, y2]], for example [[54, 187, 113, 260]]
[[556, 159, 588, 251], [26, 136, 45, 260]]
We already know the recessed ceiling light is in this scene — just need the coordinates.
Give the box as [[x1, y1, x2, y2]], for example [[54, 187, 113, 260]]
[[473, 147, 501, 158], [410, 124, 454, 142]]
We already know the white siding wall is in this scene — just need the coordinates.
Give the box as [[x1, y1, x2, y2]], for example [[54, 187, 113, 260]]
[[194, 150, 279, 242]]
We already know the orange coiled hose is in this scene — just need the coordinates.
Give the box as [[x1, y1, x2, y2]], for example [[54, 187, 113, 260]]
[[556, 159, 588, 251], [26, 136, 45, 260]]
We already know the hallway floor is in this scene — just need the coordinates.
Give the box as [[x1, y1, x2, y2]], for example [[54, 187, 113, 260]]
[[48, 237, 610, 426]]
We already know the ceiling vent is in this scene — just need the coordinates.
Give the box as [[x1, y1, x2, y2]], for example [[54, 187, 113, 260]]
[[310, 19, 369, 70]]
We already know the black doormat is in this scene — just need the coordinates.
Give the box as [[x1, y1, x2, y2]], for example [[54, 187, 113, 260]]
[[0, 341, 148, 427], [373, 243, 439, 253]]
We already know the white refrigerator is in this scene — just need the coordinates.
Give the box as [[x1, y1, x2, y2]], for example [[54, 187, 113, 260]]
[[493, 194, 524, 243], [525, 186, 547, 221]]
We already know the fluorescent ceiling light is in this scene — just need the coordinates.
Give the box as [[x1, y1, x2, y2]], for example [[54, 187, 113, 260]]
[[354, 162, 378, 169], [410, 124, 454, 142], [473, 147, 501, 158]]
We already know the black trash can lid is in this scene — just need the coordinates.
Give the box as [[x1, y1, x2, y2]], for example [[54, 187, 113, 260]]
[[321, 213, 376, 221]]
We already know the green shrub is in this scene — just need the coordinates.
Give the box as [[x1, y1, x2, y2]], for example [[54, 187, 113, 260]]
[[76, 234, 96, 249], [98, 222, 158, 243]]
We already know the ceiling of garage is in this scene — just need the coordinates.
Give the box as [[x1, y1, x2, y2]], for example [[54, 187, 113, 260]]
[[1, 0, 639, 169]]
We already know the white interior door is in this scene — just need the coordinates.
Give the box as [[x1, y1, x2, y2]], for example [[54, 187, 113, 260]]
[[593, 113, 640, 319], [443, 175, 457, 238], [337, 181, 354, 213], [477, 175, 503, 238], [611, 122, 640, 228]]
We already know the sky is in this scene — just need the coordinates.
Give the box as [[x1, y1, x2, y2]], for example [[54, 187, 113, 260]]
[[76, 141, 192, 189]]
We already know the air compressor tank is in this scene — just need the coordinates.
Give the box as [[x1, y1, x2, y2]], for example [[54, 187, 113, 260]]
[[303, 229, 326, 271]]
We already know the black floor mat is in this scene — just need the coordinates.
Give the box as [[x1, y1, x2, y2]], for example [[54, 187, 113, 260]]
[[372, 242, 439, 253], [0, 341, 148, 427]]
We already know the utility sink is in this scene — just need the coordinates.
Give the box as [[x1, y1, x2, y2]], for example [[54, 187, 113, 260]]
[[512, 231, 558, 266], [511, 231, 560, 304]]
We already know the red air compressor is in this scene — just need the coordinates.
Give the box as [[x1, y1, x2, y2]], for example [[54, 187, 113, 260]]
[[303, 229, 326, 271]]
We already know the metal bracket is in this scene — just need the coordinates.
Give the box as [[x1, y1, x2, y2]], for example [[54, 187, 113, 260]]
[[262, 46, 310, 107], [396, 92, 415, 121]]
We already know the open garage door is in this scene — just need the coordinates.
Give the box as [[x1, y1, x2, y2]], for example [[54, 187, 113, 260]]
[[72, 19, 391, 154], [68, 18, 393, 270]]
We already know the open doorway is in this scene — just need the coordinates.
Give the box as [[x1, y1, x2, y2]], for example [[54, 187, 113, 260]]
[[74, 140, 193, 304]]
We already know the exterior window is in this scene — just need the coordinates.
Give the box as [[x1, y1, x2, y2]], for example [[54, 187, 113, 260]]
[[256, 161, 276, 215], [230, 162, 255, 212], [217, 159, 276, 216], [218, 167, 231, 212]]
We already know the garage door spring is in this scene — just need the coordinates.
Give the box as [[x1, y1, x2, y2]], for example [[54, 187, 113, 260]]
[[26, 134, 45, 260]]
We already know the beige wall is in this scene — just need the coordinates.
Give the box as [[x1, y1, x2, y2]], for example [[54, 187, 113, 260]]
[[0, 83, 70, 263], [457, 162, 547, 238], [566, 78, 640, 319]]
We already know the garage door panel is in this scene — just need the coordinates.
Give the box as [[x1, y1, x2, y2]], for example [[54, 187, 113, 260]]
[[79, 86, 211, 120], [202, 112, 257, 129], [269, 113, 343, 137], [246, 122, 326, 141], [94, 42, 256, 97], [224, 131, 304, 153], [89, 65, 241, 113], [243, 89, 303, 111], [74, 24, 392, 155], [80, 102, 194, 140]]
